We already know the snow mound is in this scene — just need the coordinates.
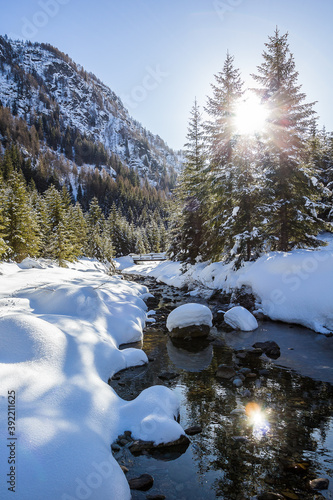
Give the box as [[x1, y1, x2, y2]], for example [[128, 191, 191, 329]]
[[0, 260, 184, 499], [224, 306, 258, 331], [166, 303, 213, 332], [0, 314, 66, 364]]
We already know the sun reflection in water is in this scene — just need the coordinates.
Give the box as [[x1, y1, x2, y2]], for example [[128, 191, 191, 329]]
[[245, 402, 270, 440]]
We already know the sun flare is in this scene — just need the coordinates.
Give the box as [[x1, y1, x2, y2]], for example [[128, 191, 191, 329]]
[[234, 95, 268, 135]]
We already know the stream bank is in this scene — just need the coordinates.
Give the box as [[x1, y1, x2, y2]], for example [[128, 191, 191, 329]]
[[110, 273, 333, 500]]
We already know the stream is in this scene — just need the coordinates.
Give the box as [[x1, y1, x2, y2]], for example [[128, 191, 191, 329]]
[[110, 274, 333, 500]]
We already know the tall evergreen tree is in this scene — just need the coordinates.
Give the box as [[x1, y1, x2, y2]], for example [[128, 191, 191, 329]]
[[252, 28, 328, 250], [169, 99, 207, 263], [86, 197, 113, 262], [204, 53, 245, 260], [3, 171, 40, 261]]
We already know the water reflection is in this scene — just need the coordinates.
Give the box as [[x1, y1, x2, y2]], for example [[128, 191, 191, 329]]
[[167, 338, 213, 372], [114, 322, 333, 499]]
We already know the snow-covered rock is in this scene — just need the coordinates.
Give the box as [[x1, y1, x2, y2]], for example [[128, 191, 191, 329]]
[[166, 303, 213, 331], [166, 303, 213, 338], [224, 306, 258, 331]]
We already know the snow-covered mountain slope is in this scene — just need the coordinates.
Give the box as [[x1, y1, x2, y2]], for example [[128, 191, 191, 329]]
[[0, 36, 181, 183]]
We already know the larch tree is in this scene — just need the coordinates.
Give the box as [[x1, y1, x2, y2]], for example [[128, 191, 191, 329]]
[[252, 28, 328, 251]]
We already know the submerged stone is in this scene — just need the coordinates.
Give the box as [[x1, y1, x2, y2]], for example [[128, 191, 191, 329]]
[[253, 341, 281, 359], [309, 478, 329, 490], [128, 473, 154, 491], [215, 364, 236, 379]]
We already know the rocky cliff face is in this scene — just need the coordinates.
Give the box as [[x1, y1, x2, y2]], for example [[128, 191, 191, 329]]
[[0, 36, 181, 184]]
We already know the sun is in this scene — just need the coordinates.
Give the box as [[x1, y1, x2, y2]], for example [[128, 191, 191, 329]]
[[234, 95, 268, 135]]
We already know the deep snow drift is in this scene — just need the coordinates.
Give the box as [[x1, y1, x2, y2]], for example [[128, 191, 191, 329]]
[[118, 233, 333, 334], [0, 259, 184, 500]]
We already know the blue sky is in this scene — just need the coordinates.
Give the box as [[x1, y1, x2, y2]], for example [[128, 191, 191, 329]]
[[1, 0, 332, 150]]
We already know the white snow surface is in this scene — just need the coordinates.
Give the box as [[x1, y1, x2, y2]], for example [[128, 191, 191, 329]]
[[0, 259, 184, 499], [117, 233, 333, 334], [166, 303, 213, 332], [224, 306, 258, 331]]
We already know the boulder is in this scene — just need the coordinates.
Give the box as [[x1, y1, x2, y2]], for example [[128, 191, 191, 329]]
[[253, 341, 280, 359], [309, 478, 329, 490], [184, 425, 202, 435], [128, 473, 154, 491], [129, 434, 190, 455], [166, 304, 212, 339], [168, 324, 210, 339], [215, 364, 236, 379]]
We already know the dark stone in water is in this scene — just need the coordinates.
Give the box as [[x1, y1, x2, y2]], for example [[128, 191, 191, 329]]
[[212, 309, 225, 326], [252, 341, 281, 359], [258, 493, 284, 500], [158, 371, 180, 381], [169, 324, 210, 339], [111, 443, 121, 452], [216, 364, 236, 379], [146, 298, 160, 308], [309, 478, 329, 490], [129, 435, 190, 456], [128, 473, 154, 491], [185, 425, 202, 435]]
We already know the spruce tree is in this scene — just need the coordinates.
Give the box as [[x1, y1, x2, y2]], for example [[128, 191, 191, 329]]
[[173, 99, 207, 263], [86, 197, 113, 262], [252, 28, 328, 250], [204, 53, 245, 260], [4, 171, 40, 261], [0, 182, 9, 259], [43, 185, 75, 265]]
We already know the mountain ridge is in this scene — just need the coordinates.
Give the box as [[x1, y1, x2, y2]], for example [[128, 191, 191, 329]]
[[0, 35, 181, 187]]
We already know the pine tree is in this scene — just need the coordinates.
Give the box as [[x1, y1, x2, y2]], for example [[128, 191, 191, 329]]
[[169, 99, 207, 263], [3, 171, 40, 261], [43, 185, 76, 265], [252, 28, 328, 250], [86, 197, 113, 262], [204, 53, 245, 260], [0, 181, 9, 259]]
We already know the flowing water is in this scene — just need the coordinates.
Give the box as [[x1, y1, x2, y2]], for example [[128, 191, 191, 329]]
[[110, 276, 333, 500]]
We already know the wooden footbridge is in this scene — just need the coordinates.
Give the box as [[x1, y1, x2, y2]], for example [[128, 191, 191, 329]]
[[130, 253, 167, 264]]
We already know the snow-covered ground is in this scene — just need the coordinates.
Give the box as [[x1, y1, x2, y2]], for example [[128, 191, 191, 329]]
[[117, 233, 333, 334], [0, 258, 184, 499]]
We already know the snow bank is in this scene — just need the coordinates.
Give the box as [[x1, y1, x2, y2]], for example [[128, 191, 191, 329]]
[[119, 234, 333, 334], [0, 259, 184, 499], [224, 306, 258, 331], [166, 303, 213, 332]]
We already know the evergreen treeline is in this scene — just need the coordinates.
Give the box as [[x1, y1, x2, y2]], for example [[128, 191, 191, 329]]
[[0, 169, 168, 264], [0, 107, 169, 263], [169, 29, 333, 267]]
